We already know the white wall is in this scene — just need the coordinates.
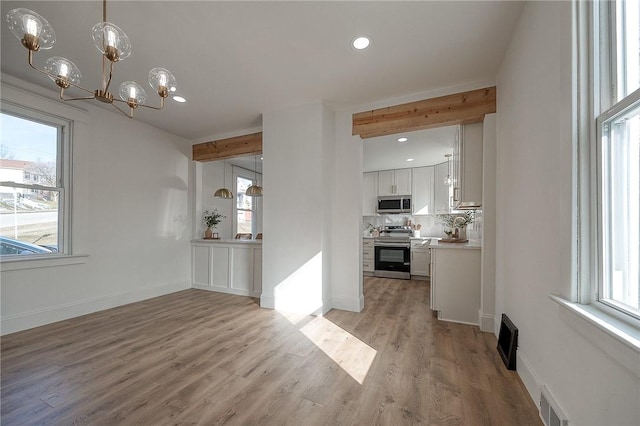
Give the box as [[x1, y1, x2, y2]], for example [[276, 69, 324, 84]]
[[496, 3, 640, 425], [480, 113, 496, 332], [0, 76, 192, 334], [261, 102, 332, 314]]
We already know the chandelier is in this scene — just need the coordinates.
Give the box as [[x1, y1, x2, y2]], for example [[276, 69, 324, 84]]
[[5, 0, 177, 119]]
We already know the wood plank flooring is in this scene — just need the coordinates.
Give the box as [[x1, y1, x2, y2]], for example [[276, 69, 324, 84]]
[[1, 277, 542, 425]]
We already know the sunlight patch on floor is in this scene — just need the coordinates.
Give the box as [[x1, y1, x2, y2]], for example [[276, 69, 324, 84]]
[[299, 316, 377, 384]]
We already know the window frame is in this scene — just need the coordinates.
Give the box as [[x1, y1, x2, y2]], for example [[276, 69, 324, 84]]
[[0, 101, 72, 258], [577, 0, 640, 324], [232, 166, 260, 237]]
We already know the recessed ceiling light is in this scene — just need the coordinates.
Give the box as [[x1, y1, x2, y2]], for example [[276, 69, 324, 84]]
[[397, 137, 408, 142], [406, 158, 414, 162], [352, 36, 371, 50], [172, 95, 186, 103]]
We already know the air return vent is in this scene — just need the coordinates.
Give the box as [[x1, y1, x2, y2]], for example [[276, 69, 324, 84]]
[[540, 385, 569, 426]]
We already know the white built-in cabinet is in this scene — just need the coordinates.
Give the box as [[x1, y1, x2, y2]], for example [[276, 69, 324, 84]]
[[378, 168, 412, 196], [429, 245, 481, 324], [410, 239, 430, 277], [362, 238, 374, 275], [433, 161, 451, 214], [452, 123, 483, 207], [362, 172, 378, 216], [192, 241, 262, 297], [411, 166, 434, 215]]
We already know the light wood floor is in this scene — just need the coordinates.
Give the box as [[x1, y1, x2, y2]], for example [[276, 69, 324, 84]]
[[1, 277, 541, 425]]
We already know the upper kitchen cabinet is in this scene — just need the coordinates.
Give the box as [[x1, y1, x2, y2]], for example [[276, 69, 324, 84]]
[[412, 166, 434, 215], [452, 123, 483, 209], [378, 168, 412, 196], [433, 162, 451, 214], [362, 172, 378, 216]]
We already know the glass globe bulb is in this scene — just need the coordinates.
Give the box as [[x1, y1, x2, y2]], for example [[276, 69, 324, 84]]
[[444, 175, 453, 186], [91, 22, 131, 61], [148, 68, 177, 97], [119, 81, 147, 106], [6, 8, 56, 50], [44, 57, 81, 86]]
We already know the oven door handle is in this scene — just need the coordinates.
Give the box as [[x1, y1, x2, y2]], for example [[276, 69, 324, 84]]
[[374, 242, 410, 248]]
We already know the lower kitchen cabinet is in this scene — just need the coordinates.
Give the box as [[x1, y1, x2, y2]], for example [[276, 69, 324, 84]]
[[429, 245, 481, 325], [192, 240, 262, 297], [410, 239, 430, 277], [363, 238, 374, 275]]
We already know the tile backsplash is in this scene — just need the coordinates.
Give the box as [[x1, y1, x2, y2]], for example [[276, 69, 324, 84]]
[[363, 211, 483, 241]]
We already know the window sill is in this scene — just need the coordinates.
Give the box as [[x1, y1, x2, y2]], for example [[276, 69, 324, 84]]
[[0, 253, 89, 271], [550, 295, 640, 378]]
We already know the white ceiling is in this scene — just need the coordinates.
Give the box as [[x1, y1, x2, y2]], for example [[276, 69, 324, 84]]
[[363, 126, 457, 172], [1, 1, 523, 171]]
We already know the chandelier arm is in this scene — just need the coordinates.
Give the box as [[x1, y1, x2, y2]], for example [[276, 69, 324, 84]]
[[103, 61, 115, 94], [136, 97, 166, 111], [110, 102, 134, 119], [28, 50, 94, 95], [58, 87, 95, 102]]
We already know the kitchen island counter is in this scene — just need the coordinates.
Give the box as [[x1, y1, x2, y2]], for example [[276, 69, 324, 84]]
[[429, 239, 481, 249]]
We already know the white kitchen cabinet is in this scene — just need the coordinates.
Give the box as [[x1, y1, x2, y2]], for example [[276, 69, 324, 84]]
[[362, 238, 374, 275], [410, 239, 430, 277], [378, 168, 412, 196], [411, 166, 434, 215], [429, 245, 481, 325], [433, 161, 451, 214], [192, 241, 262, 297], [362, 172, 378, 216], [452, 123, 483, 208]]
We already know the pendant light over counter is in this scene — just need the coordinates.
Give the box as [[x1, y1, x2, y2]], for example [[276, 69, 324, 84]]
[[443, 153, 453, 186], [246, 155, 263, 197], [214, 160, 233, 199]]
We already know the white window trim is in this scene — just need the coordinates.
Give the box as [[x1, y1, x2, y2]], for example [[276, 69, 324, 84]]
[[232, 166, 260, 237], [0, 100, 73, 260], [557, 0, 640, 377]]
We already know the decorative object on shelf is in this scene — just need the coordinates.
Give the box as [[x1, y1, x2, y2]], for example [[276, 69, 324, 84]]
[[246, 155, 263, 197], [443, 153, 453, 185], [6, 0, 177, 119], [436, 211, 474, 243], [366, 223, 375, 236], [203, 209, 225, 239], [214, 161, 233, 199]]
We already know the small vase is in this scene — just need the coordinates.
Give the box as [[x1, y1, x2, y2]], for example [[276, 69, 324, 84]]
[[204, 227, 213, 239], [458, 226, 467, 240]]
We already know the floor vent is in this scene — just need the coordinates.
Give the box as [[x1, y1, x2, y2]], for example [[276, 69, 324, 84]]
[[540, 385, 569, 426]]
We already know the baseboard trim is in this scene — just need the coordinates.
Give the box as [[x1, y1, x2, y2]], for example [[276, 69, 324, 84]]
[[516, 350, 541, 408], [1, 280, 190, 336], [479, 310, 495, 332], [331, 295, 364, 313], [260, 294, 275, 309], [192, 284, 258, 298]]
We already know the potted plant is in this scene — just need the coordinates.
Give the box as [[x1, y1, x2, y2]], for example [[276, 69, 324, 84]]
[[203, 209, 225, 239], [436, 211, 474, 240]]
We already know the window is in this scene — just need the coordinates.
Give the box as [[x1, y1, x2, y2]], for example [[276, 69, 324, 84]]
[[592, 0, 640, 320], [0, 104, 71, 257], [236, 175, 254, 235]]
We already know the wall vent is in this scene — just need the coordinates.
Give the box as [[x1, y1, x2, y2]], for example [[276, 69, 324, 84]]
[[540, 385, 569, 426]]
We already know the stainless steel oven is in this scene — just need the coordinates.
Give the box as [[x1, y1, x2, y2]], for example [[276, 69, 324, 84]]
[[374, 238, 411, 279]]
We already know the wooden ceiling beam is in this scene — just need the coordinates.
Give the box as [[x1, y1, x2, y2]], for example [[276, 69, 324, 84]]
[[352, 86, 496, 139], [192, 132, 262, 162]]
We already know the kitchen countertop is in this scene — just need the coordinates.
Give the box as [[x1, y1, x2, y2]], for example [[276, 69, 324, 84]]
[[192, 239, 262, 244], [429, 239, 481, 249]]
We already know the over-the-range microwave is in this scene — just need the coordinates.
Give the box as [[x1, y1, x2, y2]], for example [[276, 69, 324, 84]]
[[377, 195, 412, 214]]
